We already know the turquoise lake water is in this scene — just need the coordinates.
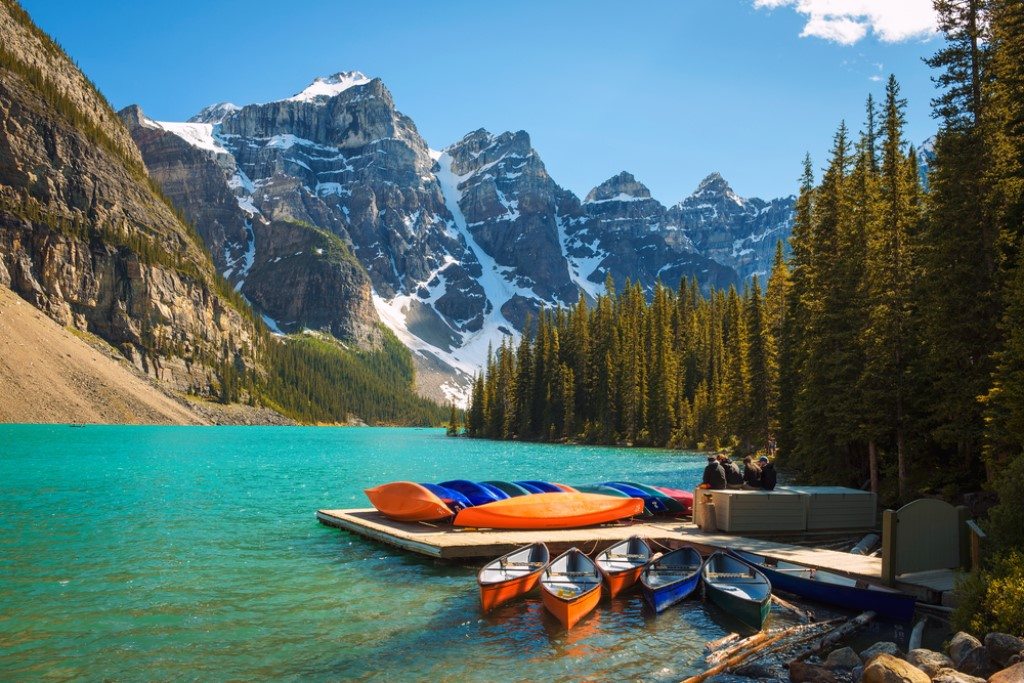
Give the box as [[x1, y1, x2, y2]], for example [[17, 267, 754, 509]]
[[1, 425, 791, 681]]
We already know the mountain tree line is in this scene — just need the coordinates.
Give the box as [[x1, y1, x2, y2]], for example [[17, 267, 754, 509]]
[[465, 263, 789, 454]]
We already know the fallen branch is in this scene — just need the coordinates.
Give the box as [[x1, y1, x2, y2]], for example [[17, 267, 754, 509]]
[[706, 622, 833, 666], [771, 594, 812, 623], [684, 633, 787, 683], [790, 611, 877, 663], [704, 632, 740, 651]]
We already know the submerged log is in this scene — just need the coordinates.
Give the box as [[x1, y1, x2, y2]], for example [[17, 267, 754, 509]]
[[790, 611, 877, 663], [772, 594, 812, 623], [684, 632, 787, 683], [704, 632, 740, 651]]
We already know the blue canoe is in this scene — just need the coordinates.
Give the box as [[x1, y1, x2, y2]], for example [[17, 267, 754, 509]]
[[601, 482, 669, 515], [477, 482, 514, 500], [439, 480, 507, 507], [514, 480, 563, 493], [419, 483, 473, 511], [483, 480, 532, 497], [640, 546, 703, 612], [729, 549, 916, 622], [513, 481, 546, 494]]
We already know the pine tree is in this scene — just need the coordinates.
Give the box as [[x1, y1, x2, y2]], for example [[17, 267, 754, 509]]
[[860, 76, 920, 501], [446, 403, 460, 436]]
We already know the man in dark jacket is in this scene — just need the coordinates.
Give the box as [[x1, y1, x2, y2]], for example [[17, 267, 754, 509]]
[[759, 456, 777, 491], [720, 455, 743, 487], [702, 456, 727, 490]]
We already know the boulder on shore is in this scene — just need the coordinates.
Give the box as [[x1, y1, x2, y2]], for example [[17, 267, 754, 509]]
[[860, 642, 901, 662], [861, 653, 929, 683], [788, 660, 838, 683], [988, 661, 1024, 683], [948, 632, 982, 667], [823, 647, 862, 670], [905, 648, 954, 676], [986, 633, 1024, 668], [957, 646, 998, 679], [929, 667, 986, 683]]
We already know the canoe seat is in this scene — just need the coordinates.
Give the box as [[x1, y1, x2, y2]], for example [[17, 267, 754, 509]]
[[501, 561, 545, 568], [606, 553, 649, 559], [706, 572, 753, 579], [548, 571, 597, 577], [651, 568, 700, 575]]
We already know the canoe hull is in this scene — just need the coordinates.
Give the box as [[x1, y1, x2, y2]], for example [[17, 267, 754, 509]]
[[643, 572, 700, 612], [478, 542, 549, 612], [705, 581, 772, 631], [603, 565, 645, 598], [454, 492, 644, 530], [542, 581, 602, 629], [480, 572, 543, 612], [640, 546, 703, 613], [728, 550, 916, 622], [702, 552, 772, 631], [540, 549, 603, 629], [364, 481, 453, 522]]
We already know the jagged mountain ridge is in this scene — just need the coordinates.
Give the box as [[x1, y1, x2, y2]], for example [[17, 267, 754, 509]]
[[128, 71, 798, 403]]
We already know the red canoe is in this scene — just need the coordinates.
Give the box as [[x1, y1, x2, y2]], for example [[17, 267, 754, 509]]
[[652, 486, 694, 515], [364, 481, 453, 522], [454, 492, 644, 530]]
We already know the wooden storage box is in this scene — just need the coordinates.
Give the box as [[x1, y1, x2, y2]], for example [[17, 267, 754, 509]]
[[709, 489, 807, 533], [780, 486, 877, 530]]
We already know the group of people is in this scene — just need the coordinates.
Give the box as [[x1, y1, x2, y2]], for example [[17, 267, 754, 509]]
[[701, 453, 777, 491]]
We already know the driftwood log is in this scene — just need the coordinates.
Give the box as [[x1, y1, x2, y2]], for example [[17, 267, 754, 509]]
[[704, 632, 740, 651], [683, 632, 788, 683], [790, 611, 877, 663], [771, 594, 812, 623]]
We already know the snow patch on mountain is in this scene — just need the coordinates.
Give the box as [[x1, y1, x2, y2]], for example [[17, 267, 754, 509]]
[[286, 71, 371, 102]]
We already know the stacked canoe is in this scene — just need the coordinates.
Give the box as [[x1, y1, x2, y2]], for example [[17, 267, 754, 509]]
[[364, 479, 693, 528], [475, 539, 918, 631]]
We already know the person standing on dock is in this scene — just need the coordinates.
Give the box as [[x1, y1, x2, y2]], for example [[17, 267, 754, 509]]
[[702, 456, 727, 490]]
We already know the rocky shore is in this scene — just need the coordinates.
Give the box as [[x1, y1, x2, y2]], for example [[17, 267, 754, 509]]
[[711, 629, 1024, 683]]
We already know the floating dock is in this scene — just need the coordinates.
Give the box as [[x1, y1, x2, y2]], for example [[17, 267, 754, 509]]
[[316, 508, 956, 604]]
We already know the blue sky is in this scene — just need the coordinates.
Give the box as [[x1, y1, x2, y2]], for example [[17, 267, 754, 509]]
[[23, 0, 941, 202]]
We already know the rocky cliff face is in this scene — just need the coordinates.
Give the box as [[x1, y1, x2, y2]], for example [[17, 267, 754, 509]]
[[569, 171, 738, 293], [120, 103, 383, 348], [668, 173, 794, 281], [0, 1, 261, 395]]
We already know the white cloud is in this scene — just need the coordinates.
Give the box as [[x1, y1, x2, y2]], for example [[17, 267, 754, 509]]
[[754, 0, 938, 45]]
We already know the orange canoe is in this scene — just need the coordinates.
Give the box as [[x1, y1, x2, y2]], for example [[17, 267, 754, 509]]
[[595, 536, 653, 598], [478, 542, 550, 612], [541, 548, 602, 629], [364, 481, 453, 522], [453, 492, 644, 530], [552, 482, 578, 492]]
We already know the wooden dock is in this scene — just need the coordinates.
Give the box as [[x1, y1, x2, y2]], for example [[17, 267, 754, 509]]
[[316, 508, 957, 604]]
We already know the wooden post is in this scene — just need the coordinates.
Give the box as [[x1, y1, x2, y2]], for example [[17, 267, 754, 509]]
[[966, 520, 986, 572], [957, 506, 971, 570], [881, 509, 897, 586]]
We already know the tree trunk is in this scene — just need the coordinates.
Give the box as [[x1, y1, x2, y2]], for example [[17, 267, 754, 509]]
[[896, 426, 907, 501], [868, 439, 879, 494]]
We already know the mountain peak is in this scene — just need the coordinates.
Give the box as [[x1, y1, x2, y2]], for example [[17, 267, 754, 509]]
[[286, 71, 372, 103], [584, 171, 652, 204], [188, 102, 240, 124], [691, 172, 744, 206]]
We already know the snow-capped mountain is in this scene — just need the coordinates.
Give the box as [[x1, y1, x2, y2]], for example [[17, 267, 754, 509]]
[[121, 71, 797, 405]]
